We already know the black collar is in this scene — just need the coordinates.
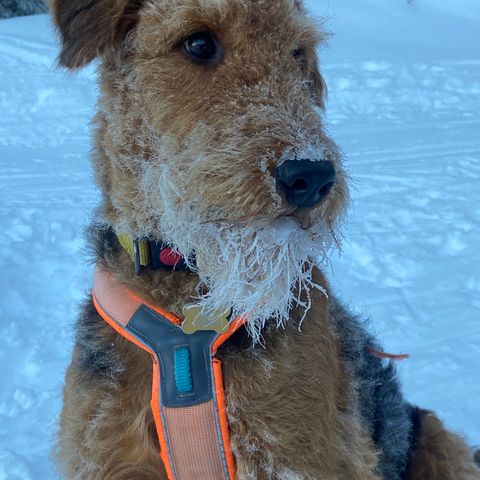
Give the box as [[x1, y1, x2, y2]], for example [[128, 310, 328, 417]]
[[116, 234, 195, 275]]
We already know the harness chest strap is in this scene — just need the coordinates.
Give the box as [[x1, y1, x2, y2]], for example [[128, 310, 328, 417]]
[[92, 266, 246, 480]]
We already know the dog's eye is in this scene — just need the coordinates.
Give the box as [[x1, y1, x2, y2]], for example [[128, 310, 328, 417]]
[[292, 48, 305, 59], [182, 32, 223, 65]]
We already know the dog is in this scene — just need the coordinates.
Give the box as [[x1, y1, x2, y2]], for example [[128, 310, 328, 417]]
[[50, 0, 480, 479]]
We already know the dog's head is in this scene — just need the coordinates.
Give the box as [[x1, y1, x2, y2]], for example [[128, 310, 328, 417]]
[[52, 0, 349, 340]]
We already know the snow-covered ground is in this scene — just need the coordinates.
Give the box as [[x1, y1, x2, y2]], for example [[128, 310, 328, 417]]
[[0, 2, 479, 478]]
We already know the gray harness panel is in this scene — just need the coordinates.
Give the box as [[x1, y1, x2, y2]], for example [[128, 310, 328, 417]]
[[128, 304, 218, 408]]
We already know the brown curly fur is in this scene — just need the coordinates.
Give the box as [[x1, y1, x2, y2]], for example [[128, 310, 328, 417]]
[[406, 411, 480, 480], [50, 0, 480, 478]]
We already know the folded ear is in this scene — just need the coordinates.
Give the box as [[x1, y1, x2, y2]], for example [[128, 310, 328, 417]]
[[51, 0, 143, 69]]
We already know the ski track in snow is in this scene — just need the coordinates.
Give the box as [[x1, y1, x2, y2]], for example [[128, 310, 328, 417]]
[[0, 10, 479, 479]]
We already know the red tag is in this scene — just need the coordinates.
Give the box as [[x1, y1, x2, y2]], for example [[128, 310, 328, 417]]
[[159, 248, 183, 267]]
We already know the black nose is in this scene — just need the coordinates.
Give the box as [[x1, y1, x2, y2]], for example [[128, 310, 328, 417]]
[[275, 159, 336, 209]]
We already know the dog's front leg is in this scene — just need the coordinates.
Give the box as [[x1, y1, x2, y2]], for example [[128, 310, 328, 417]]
[[406, 410, 480, 480], [54, 303, 167, 480]]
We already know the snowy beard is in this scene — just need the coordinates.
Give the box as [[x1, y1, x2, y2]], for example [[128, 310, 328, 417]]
[[157, 197, 332, 344], [137, 142, 336, 343]]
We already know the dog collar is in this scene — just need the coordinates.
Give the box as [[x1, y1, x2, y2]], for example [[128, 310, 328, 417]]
[[92, 265, 245, 480], [117, 234, 195, 275]]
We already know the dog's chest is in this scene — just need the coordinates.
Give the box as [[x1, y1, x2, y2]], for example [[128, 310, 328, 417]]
[[218, 319, 361, 479], [218, 307, 415, 480]]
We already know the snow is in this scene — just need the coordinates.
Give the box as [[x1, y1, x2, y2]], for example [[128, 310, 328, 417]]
[[0, 2, 479, 477]]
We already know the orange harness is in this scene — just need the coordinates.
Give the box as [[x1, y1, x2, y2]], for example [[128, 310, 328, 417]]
[[92, 266, 246, 480]]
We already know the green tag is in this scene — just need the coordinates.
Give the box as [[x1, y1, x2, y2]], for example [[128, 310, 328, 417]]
[[182, 304, 232, 334]]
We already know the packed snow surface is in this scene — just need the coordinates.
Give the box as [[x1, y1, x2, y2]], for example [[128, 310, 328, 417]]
[[0, 2, 479, 478]]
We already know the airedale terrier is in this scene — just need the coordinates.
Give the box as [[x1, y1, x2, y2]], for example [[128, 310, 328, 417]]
[[51, 0, 480, 479]]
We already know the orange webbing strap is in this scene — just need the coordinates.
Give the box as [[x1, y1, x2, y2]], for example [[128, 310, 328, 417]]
[[92, 266, 245, 480]]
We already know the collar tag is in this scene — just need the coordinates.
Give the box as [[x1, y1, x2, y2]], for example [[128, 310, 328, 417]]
[[182, 304, 232, 334]]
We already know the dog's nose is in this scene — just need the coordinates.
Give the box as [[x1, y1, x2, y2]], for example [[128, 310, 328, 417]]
[[275, 159, 336, 209]]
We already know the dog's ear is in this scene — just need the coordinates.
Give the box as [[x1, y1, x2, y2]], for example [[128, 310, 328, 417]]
[[51, 0, 143, 69], [311, 63, 328, 110]]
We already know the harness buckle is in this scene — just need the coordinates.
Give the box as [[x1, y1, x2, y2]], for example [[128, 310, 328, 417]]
[[133, 239, 142, 275]]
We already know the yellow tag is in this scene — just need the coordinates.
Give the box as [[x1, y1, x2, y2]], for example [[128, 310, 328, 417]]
[[182, 304, 232, 334]]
